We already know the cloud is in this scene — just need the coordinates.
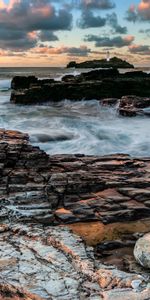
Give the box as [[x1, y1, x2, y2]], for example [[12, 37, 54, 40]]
[[0, 0, 72, 50], [78, 9, 106, 28], [38, 31, 58, 42], [33, 45, 91, 57], [77, 10, 126, 31], [107, 13, 127, 34], [81, 0, 115, 10], [0, 1, 72, 31], [126, 1, 150, 22], [84, 34, 134, 47], [0, 28, 38, 51], [126, 4, 138, 22], [66, 45, 91, 56], [129, 44, 150, 55], [139, 28, 150, 36], [138, 0, 150, 20]]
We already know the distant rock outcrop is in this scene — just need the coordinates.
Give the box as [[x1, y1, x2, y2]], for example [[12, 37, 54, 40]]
[[67, 57, 134, 69]]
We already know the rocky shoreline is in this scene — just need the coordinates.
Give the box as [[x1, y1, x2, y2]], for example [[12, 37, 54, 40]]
[[10, 69, 150, 111], [0, 129, 150, 299]]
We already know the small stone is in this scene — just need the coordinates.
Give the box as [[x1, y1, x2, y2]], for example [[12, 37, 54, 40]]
[[131, 279, 142, 291]]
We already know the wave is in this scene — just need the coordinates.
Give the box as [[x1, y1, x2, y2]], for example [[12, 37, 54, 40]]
[[0, 79, 11, 91], [0, 88, 11, 92]]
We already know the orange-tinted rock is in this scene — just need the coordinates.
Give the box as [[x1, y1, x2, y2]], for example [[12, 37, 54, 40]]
[[0, 281, 42, 300]]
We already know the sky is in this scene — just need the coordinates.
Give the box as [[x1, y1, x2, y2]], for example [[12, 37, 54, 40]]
[[0, 0, 150, 67]]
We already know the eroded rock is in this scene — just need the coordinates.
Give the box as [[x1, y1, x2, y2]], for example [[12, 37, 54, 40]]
[[0, 279, 43, 300], [0, 131, 150, 226], [0, 129, 150, 299]]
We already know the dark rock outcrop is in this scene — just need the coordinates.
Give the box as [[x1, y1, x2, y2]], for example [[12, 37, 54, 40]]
[[11, 76, 38, 90], [11, 76, 55, 90], [67, 57, 134, 69], [10, 69, 150, 104]]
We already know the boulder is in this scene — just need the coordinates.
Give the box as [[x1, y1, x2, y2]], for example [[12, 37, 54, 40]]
[[61, 74, 75, 82], [118, 96, 150, 117], [134, 233, 150, 269], [119, 108, 137, 117]]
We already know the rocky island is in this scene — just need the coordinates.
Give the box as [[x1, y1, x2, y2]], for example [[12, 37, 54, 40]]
[[0, 129, 150, 299], [67, 57, 134, 69]]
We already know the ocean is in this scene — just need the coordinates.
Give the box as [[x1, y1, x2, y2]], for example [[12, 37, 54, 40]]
[[0, 67, 150, 156]]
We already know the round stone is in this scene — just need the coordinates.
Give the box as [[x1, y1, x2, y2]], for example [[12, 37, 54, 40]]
[[134, 233, 150, 269]]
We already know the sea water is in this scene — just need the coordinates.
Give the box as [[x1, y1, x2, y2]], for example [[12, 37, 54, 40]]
[[0, 67, 149, 156]]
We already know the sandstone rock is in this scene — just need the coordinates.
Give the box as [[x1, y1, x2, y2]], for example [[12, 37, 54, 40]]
[[0, 130, 150, 225], [97, 268, 143, 290], [0, 280, 43, 300], [102, 288, 150, 300], [134, 233, 150, 269]]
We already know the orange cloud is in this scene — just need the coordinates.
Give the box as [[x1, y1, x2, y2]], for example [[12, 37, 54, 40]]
[[138, 0, 150, 20], [33, 46, 66, 55], [138, 0, 150, 11], [124, 35, 134, 42], [32, 45, 91, 56], [28, 31, 38, 39], [31, 5, 53, 18]]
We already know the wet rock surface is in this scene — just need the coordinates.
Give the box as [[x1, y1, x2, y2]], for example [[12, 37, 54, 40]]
[[119, 95, 150, 117], [10, 69, 150, 104], [1, 129, 150, 225], [1, 129, 150, 299]]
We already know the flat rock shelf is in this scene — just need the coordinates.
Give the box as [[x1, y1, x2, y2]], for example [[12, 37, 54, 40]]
[[0, 129, 150, 299]]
